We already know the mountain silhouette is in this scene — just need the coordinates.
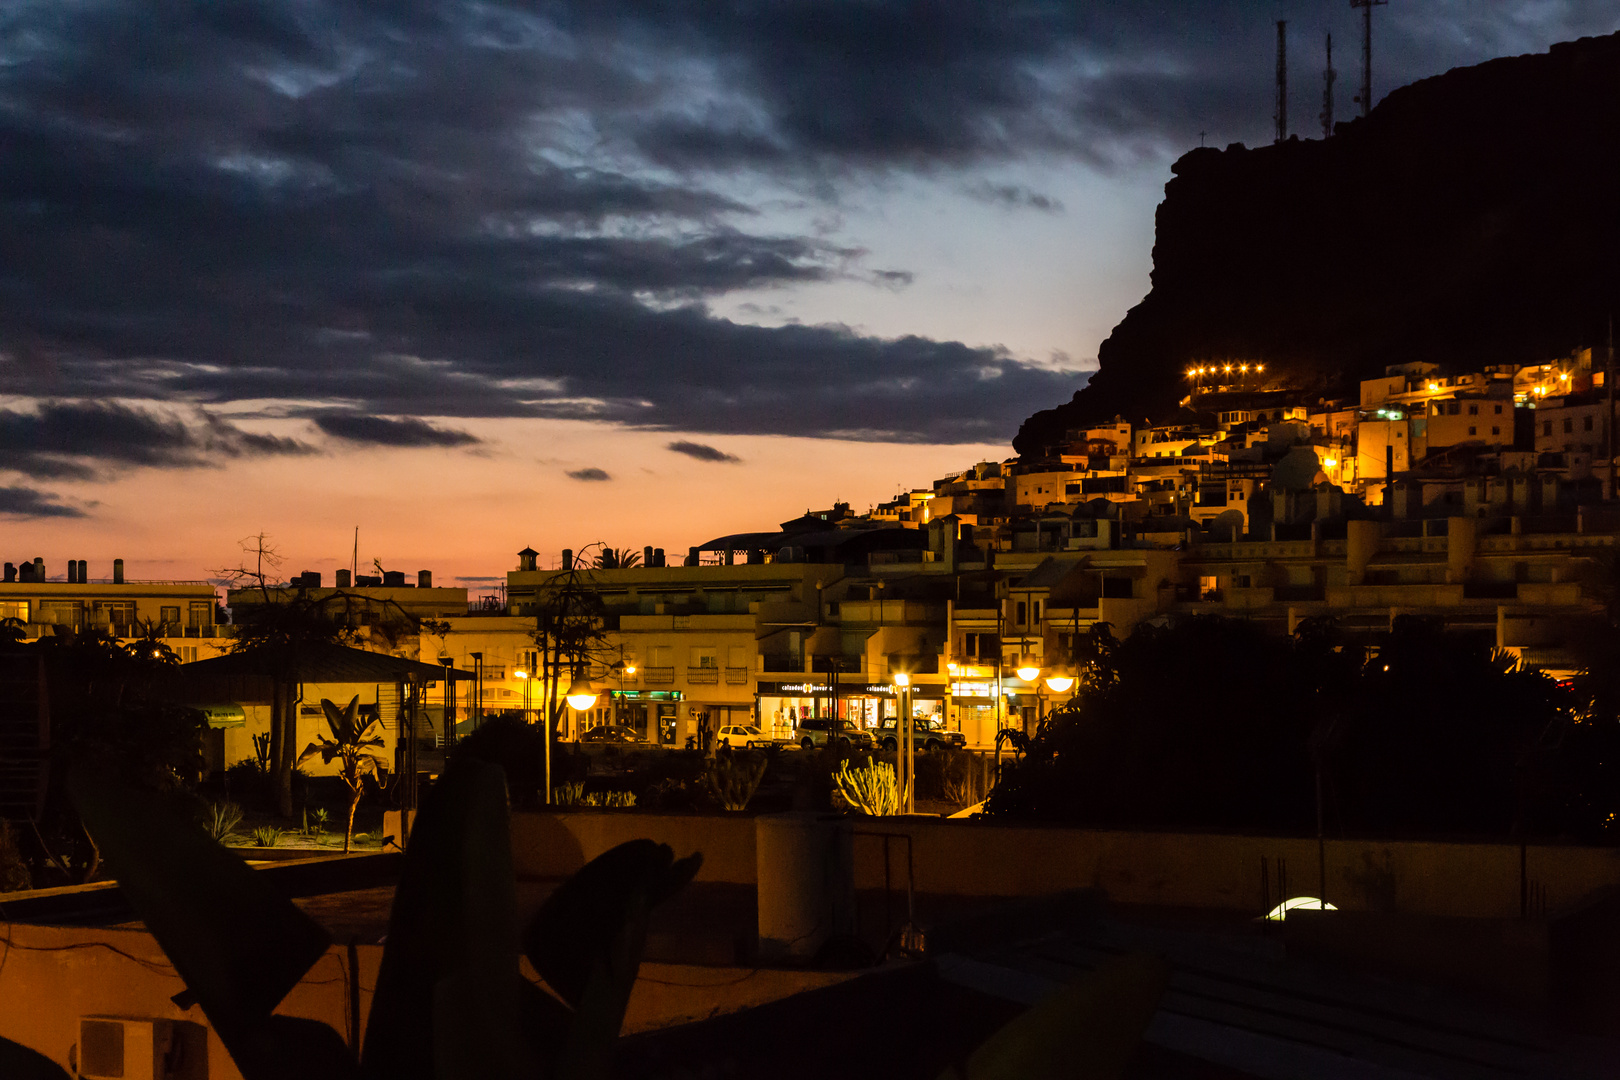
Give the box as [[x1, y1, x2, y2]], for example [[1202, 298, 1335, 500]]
[[1015, 31, 1620, 457]]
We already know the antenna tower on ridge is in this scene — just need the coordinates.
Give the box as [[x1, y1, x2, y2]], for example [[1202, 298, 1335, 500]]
[[1320, 34, 1336, 137], [1350, 0, 1387, 119], [1274, 20, 1288, 143]]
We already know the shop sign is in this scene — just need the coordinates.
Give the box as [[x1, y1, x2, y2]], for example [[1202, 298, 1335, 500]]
[[757, 680, 832, 695], [609, 690, 684, 701]]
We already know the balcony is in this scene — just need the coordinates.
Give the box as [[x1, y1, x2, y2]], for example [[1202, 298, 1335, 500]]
[[642, 666, 675, 685], [686, 667, 720, 685], [724, 666, 750, 685]]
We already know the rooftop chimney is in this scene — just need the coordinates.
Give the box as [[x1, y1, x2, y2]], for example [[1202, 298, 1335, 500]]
[[112, 559, 124, 584], [561, 548, 573, 570], [418, 570, 433, 588]]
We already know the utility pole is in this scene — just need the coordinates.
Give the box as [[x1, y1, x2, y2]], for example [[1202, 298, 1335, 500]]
[[1274, 20, 1288, 143], [1350, 0, 1388, 119], [1607, 314, 1615, 500], [1320, 34, 1336, 138]]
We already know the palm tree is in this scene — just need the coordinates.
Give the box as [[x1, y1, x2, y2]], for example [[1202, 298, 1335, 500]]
[[298, 696, 387, 853], [593, 546, 643, 570]]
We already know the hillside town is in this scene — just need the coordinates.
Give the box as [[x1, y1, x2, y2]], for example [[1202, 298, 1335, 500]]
[[4, 351, 1618, 775]]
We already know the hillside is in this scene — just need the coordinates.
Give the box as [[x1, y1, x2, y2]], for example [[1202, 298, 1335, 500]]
[[1014, 31, 1620, 457]]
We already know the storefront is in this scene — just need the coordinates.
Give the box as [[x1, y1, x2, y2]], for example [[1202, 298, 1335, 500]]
[[608, 689, 682, 743], [755, 679, 834, 739], [756, 677, 951, 737]]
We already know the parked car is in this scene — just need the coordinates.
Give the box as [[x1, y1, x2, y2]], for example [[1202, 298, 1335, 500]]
[[792, 717, 874, 750], [872, 720, 966, 752], [577, 724, 642, 744], [716, 724, 776, 748]]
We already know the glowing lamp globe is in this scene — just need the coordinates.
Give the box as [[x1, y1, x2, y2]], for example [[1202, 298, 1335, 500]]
[[1015, 660, 1041, 683], [893, 671, 910, 688], [565, 676, 599, 711], [1044, 674, 1075, 693]]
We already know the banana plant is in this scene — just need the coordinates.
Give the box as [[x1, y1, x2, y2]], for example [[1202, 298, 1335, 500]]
[[298, 695, 387, 853], [62, 756, 700, 1080]]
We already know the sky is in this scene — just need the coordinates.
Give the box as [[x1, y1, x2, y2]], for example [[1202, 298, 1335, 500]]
[[2, 1, 1617, 589]]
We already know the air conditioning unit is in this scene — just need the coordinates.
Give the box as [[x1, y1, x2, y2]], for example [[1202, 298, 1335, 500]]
[[78, 1016, 205, 1080]]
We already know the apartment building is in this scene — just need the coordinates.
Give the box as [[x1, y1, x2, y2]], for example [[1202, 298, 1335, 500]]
[[0, 557, 225, 662]]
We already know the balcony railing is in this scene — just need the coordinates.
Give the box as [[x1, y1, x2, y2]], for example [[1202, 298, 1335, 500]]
[[686, 667, 719, 684], [641, 666, 675, 685], [724, 666, 750, 685]]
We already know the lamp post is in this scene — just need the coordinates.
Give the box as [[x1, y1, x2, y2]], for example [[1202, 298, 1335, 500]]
[[516, 668, 531, 724], [893, 670, 914, 814], [469, 651, 484, 735], [437, 651, 454, 749], [1015, 652, 1041, 733], [553, 670, 599, 806]]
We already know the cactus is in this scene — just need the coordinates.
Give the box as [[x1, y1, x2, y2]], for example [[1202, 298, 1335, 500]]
[[702, 748, 767, 811], [584, 790, 637, 808], [204, 801, 243, 842], [834, 758, 899, 816]]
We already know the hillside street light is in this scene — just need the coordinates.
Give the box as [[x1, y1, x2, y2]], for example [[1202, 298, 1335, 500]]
[[1044, 670, 1075, 694], [566, 674, 599, 712]]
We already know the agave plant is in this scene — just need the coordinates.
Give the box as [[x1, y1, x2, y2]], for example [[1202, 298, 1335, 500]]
[[298, 695, 387, 853]]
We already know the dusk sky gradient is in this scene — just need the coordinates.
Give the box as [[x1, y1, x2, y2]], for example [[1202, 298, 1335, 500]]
[[2, 1, 1617, 588]]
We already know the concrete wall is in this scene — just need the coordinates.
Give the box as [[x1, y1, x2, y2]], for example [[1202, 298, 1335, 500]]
[[0, 923, 379, 1080], [486, 811, 1620, 920]]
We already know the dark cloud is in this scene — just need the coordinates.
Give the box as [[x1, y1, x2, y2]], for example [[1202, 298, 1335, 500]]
[[0, 402, 311, 480], [315, 414, 480, 447], [0, 0, 1613, 456], [965, 182, 1064, 213], [566, 467, 611, 481], [668, 441, 741, 463], [0, 486, 84, 519]]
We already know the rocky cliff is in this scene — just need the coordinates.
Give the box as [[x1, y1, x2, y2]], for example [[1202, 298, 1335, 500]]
[[1015, 31, 1620, 457]]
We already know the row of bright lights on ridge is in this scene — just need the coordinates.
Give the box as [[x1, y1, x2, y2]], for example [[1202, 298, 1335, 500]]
[[1187, 364, 1265, 377]]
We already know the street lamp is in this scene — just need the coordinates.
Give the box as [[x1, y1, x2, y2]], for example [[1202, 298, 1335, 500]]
[[515, 669, 531, 724], [566, 673, 599, 712], [893, 670, 914, 814]]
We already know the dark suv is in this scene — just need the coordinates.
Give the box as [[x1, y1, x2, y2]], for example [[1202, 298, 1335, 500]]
[[873, 721, 966, 752], [792, 717, 875, 750]]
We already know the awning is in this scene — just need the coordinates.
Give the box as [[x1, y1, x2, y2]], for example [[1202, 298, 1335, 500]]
[[185, 702, 246, 729]]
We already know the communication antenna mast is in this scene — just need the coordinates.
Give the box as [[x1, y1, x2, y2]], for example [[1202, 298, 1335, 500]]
[[1274, 20, 1288, 143], [1350, 0, 1387, 119], [1320, 34, 1336, 137]]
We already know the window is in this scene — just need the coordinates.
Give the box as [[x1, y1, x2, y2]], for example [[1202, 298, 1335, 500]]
[[188, 600, 213, 628], [1494, 404, 1503, 414], [691, 647, 718, 668], [1032, 600, 1042, 625], [1448, 402, 1460, 415], [1468, 404, 1478, 416], [160, 605, 180, 626], [1233, 575, 1252, 589], [1544, 421, 1553, 436], [1015, 601, 1027, 626], [1492, 427, 1500, 436], [1585, 415, 1594, 432], [1565, 418, 1574, 434], [481, 666, 505, 681], [1468, 427, 1476, 436], [0, 601, 26, 622], [649, 646, 672, 668]]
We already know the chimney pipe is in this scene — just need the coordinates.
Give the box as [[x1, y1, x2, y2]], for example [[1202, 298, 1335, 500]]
[[3, 563, 13, 583], [653, 548, 665, 567], [643, 545, 653, 568], [77, 559, 87, 583], [335, 568, 351, 588], [112, 559, 124, 584], [66, 560, 77, 584], [561, 548, 573, 570], [418, 570, 433, 588]]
